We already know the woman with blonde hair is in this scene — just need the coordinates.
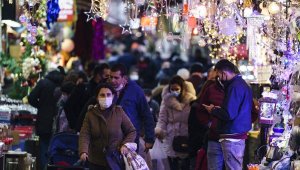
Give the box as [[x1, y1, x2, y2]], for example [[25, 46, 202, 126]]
[[155, 75, 196, 170]]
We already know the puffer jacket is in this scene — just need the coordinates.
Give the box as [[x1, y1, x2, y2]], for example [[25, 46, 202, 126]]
[[79, 105, 136, 166], [155, 81, 196, 158]]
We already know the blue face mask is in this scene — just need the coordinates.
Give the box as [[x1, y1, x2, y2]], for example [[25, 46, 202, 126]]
[[171, 90, 180, 97]]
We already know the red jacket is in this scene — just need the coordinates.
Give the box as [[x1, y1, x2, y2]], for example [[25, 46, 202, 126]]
[[195, 80, 224, 140]]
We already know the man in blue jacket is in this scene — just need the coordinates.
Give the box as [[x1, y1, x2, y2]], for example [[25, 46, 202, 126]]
[[109, 64, 155, 152], [203, 59, 252, 170]]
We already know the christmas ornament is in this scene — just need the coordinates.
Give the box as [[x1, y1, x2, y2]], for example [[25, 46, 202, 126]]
[[46, 0, 60, 28]]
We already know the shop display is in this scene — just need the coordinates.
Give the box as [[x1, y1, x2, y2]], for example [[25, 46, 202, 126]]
[[0, 0, 300, 169]]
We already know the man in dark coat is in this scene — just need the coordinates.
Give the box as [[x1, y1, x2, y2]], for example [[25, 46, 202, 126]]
[[28, 70, 64, 169], [109, 64, 155, 152], [64, 63, 110, 131]]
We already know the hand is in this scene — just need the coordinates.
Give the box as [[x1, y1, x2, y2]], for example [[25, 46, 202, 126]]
[[202, 104, 220, 113], [120, 145, 130, 155], [80, 153, 88, 162], [155, 131, 164, 141], [155, 127, 164, 142], [144, 143, 153, 153]]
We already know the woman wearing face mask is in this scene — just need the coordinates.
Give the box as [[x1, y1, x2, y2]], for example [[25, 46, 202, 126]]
[[79, 83, 136, 170], [155, 75, 196, 170]]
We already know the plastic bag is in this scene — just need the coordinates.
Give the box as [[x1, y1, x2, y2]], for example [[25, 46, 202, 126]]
[[149, 139, 167, 160], [149, 139, 170, 170]]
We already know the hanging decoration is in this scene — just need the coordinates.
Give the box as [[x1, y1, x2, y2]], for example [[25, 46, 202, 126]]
[[85, 0, 110, 22], [246, 15, 265, 64], [46, 0, 60, 28]]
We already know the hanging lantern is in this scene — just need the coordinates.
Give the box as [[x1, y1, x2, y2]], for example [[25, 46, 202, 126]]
[[258, 97, 277, 124]]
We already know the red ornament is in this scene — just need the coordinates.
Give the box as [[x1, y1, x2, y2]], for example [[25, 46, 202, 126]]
[[188, 17, 197, 29]]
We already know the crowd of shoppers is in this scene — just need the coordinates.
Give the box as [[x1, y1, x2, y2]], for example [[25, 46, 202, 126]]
[[28, 50, 256, 170]]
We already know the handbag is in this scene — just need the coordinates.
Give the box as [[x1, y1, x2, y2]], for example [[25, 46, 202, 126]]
[[172, 136, 189, 153], [170, 109, 189, 153], [106, 150, 125, 170]]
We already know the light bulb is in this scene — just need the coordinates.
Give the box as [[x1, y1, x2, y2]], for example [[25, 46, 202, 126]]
[[192, 28, 199, 35]]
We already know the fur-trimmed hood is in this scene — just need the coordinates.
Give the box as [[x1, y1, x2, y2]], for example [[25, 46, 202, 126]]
[[162, 81, 196, 111]]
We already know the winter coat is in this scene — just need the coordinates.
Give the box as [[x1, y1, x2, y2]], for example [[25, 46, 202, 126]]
[[64, 79, 98, 130], [116, 80, 155, 144], [28, 70, 64, 135], [79, 104, 136, 166], [156, 81, 196, 158], [211, 75, 253, 136]]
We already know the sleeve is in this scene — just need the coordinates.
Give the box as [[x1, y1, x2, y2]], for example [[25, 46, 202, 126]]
[[119, 107, 137, 145], [152, 101, 160, 122], [75, 97, 97, 132], [78, 111, 91, 155], [64, 84, 87, 129], [194, 85, 211, 126], [137, 90, 155, 144], [211, 86, 241, 121], [28, 80, 43, 108]]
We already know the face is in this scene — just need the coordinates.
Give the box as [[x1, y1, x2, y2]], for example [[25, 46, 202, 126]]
[[217, 70, 227, 81], [97, 88, 114, 101], [101, 68, 111, 80], [170, 84, 181, 93], [109, 71, 126, 89], [208, 69, 217, 80]]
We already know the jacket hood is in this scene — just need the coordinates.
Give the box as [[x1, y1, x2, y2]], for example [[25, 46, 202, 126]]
[[45, 70, 64, 85], [162, 81, 196, 111]]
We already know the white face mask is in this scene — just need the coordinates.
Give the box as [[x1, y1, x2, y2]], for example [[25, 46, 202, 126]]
[[145, 96, 151, 103], [98, 97, 113, 109], [171, 91, 180, 97], [130, 74, 139, 81], [115, 83, 124, 92]]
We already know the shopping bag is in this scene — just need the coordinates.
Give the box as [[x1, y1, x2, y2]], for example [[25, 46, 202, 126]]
[[149, 139, 170, 170], [149, 139, 167, 160], [123, 143, 149, 170]]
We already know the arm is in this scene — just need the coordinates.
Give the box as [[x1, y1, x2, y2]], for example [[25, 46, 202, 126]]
[[137, 92, 155, 144], [211, 86, 241, 121], [28, 80, 43, 108], [78, 111, 91, 156], [120, 107, 137, 145], [155, 98, 168, 135]]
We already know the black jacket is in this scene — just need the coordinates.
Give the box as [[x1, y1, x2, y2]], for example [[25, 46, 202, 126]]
[[28, 71, 64, 135], [64, 79, 98, 130]]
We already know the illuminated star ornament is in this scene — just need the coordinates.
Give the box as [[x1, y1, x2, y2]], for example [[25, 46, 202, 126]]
[[84, 9, 98, 22], [120, 23, 132, 34], [85, 0, 109, 22]]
